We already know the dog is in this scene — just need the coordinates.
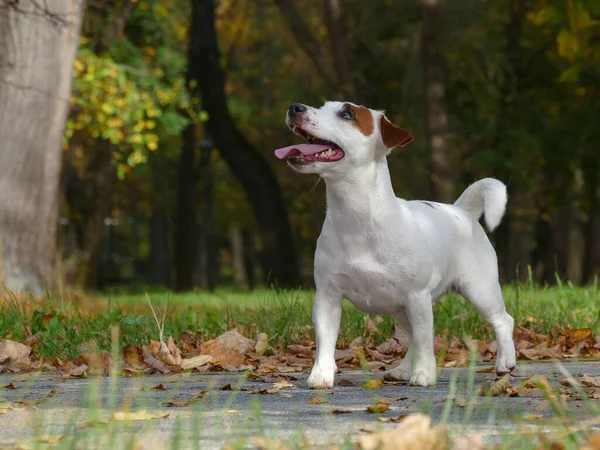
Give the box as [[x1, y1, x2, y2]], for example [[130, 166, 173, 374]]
[[274, 101, 517, 388]]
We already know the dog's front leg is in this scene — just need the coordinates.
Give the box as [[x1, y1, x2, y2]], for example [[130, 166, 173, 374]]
[[406, 291, 437, 387], [307, 291, 342, 389]]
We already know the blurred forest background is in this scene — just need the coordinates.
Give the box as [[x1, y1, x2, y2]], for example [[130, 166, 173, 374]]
[[0, 0, 599, 294]]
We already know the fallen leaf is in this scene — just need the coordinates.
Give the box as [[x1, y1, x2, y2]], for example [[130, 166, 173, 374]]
[[476, 367, 495, 373], [77, 419, 109, 430], [1, 383, 17, 390], [453, 433, 484, 450], [220, 383, 248, 391], [112, 411, 169, 421], [479, 374, 512, 396], [247, 436, 290, 450], [161, 400, 194, 407], [332, 409, 353, 414], [279, 392, 293, 398], [581, 432, 600, 450], [123, 344, 151, 374], [11, 373, 34, 382], [273, 380, 294, 389], [141, 384, 167, 391], [0, 339, 32, 371], [181, 355, 212, 371], [356, 413, 448, 450], [78, 352, 110, 377], [308, 397, 328, 404], [161, 374, 183, 383], [224, 409, 238, 415], [217, 330, 254, 354], [367, 398, 390, 413], [378, 414, 409, 423], [361, 379, 384, 389], [455, 396, 468, 407], [34, 435, 63, 444], [252, 388, 280, 395], [254, 333, 269, 356], [200, 340, 245, 368], [581, 374, 600, 388], [338, 378, 355, 386]]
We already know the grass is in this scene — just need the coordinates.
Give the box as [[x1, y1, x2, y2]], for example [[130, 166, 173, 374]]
[[0, 279, 599, 361]]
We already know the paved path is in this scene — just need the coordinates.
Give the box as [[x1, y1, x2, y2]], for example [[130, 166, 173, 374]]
[[0, 361, 599, 449]]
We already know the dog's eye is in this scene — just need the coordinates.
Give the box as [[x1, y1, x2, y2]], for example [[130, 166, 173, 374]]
[[339, 109, 355, 121]]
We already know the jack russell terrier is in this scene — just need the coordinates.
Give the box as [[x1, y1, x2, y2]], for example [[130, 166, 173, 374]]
[[274, 102, 516, 387]]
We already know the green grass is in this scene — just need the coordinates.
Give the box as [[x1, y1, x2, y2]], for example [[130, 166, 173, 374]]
[[1, 280, 599, 361]]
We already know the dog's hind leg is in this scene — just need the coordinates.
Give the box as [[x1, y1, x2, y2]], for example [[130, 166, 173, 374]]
[[384, 309, 413, 381], [307, 290, 343, 389], [460, 280, 516, 374]]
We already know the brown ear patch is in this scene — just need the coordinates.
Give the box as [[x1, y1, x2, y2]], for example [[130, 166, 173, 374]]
[[380, 116, 413, 148], [346, 104, 374, 136]]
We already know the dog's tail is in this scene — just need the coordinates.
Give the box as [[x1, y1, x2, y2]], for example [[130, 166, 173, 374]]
[[454, 178, 507, 231]]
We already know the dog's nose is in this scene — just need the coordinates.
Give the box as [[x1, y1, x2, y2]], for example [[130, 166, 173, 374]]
[[288, 103, 307, 116]]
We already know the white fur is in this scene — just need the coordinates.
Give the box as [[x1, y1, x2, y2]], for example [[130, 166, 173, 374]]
[[283, 101, 516, 388]]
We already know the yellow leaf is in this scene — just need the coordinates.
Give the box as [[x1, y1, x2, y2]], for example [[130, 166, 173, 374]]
[[361, 379, 384, 389], [145, 120, 156, 130], [307, 397, 328, 404], [557, 29, 579, 61], [101, 103, 113, 114], [112, 411, 169, 421]]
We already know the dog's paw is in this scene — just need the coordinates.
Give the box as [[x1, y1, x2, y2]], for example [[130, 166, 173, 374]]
[[409, 357, 437, 387], [495, 350, 517, 375], [384, 360, 411, 381], [307, 365, 335, 389]]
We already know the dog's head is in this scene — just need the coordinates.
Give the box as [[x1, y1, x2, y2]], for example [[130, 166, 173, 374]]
[[274, 101, 413, 176]]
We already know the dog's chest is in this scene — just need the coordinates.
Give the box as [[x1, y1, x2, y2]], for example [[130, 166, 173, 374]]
[[316, 234, 410, 315]]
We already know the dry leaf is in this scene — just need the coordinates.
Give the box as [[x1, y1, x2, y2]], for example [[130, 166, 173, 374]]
[[161, 374, 183, 383], [581, 374, 600, 388], [356, 413, 448, 450], [453, 433, 484, 450], [476, 367, 495, 373], [253, 388, 280, 395], [581, 432, 600, 450], [308, 397, 328, 404], [255, 333, 269, 356], [216, 330, 254, 354], [224, 409, 238, 415], [200, 340, 246, 368], [112, 411, 169, 421], [279, 392, 293, 398], [78, 352, 109, 377], [479, 374, 512, 396], [332, 409, 352, 414], [273, 380, 294, 389], [378, 414, 409, 424], [11, 373, 34, 382], [220, 383, 248, 391], [367, 399, 390, 414], [338, 378, 355, 386], [161, 400, 194, 407], [181, 355, 212, 370], [454, 396, 468, 407], [123, 344, 151, 374], [361, 379, 384, 389], [0, 339, 32, 371], [141, 384, 167, 391], [1, 383, 17, 390]]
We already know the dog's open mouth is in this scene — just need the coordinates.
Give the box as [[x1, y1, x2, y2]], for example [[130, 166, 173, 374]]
[[274, 125, 345, 164]]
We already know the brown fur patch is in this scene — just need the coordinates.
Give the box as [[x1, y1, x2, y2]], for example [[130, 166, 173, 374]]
[[345, 104, 374, 136], [380, 116, 413, 148]]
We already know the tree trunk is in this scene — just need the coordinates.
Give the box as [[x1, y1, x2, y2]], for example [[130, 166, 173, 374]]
[[242, 229, 255, 290], [323, 0, 358, 101], [582, 158, 600, 284], [189, 0, 300, 288], [0, 0, 84, 293], [76, 140, 116, 288], [174, 123, 198, 291], [149, 206, 168, 286], [420, 0, 454, 203], [230, 223, 248, 288]]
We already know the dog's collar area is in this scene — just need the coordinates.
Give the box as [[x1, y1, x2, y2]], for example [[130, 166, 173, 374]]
[[273, 125, 345, 163]]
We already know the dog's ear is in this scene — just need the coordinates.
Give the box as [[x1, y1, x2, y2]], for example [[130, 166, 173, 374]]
[[380, 116, 413, 149]]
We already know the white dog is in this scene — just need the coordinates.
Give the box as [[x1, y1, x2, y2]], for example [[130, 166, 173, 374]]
[[274, 102, 517, 388]]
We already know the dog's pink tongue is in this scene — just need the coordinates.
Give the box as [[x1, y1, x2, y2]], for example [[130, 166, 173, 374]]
[[274, 143, 330, 159]]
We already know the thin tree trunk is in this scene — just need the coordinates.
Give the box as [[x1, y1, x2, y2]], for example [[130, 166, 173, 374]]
[[420, 0, 454, 203], [190, 0, 299, 288], [0, 0, 83, 293], [323, 0, 358, 101], [242, 229, 255, 290], [174, 123, 197, 291], [149, 206, 168, 286], [230, 223, 248, 288], [76, 141, 116, 288]]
